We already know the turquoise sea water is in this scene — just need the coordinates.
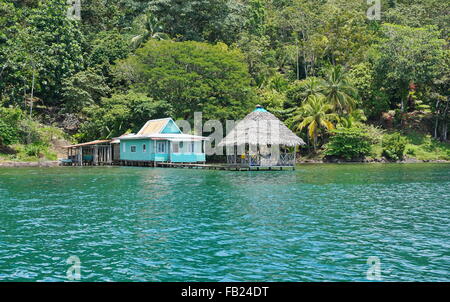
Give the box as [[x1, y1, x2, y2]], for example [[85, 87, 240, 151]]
[[0, 164, 449, 282]]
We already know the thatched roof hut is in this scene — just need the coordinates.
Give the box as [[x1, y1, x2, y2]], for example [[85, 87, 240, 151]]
[[218, 105, 305, 147]]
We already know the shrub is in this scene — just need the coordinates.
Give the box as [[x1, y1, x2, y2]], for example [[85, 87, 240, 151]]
[[0, 119, 18, 146], [324, 127, 374, 160], [406, 147, 416, 156], [24, 142, 48, 158], [382, 133, 407, 161], [0, 107, 22, 146]]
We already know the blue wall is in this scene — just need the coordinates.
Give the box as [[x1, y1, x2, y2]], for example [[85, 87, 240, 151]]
[[161, 120, 181, 134], [171, 153, 205, 163], [120, 139, 204, 163], [120, 139, 153, 161]]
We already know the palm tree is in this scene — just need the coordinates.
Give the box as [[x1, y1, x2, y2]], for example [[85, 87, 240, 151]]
[[131, 13, 169, 49], [322, 65, 357, 114], [300, 76, 324, 103], [293, 95, 337, 151], [337, 109, 367, 128]]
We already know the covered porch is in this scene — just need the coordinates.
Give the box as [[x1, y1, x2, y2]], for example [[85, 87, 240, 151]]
[[218, 105, 305, 169], [62, 140, 113, 166], [226, 152, 296, 167], [225, 144, 297, 168]]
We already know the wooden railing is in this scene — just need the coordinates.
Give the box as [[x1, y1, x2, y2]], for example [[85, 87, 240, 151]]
[[226, 153, 296, 167], [279, 153, 296, 166]]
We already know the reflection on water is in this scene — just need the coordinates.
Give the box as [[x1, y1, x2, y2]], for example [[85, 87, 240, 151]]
[[0, 164, 449, 281]]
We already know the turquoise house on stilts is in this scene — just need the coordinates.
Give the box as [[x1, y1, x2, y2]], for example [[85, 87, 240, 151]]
[[116, 118, 208, 165]]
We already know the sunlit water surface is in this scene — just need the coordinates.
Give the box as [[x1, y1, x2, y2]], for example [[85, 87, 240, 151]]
[[0, 164, 449, 281]]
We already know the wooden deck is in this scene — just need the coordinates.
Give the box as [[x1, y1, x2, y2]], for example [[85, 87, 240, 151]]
[[156, 162, 295, 171], [62, 159, 295, 171]]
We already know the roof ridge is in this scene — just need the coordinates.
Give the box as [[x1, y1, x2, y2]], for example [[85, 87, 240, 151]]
[[137, 117, 174, 135]]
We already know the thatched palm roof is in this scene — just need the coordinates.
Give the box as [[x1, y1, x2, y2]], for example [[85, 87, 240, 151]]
[[218, 105, 305, 147]]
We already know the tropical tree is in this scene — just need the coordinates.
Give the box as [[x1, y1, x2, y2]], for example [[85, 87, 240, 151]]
[[322, 65, 357, 114], [62, 68, 111, 113], [374, 24, 446, 113], [336, 109, 367, 128], [301, 77, 324, 102], [149, 0, 246, 43], [285, 76, 324, 108], [292, 95, 337, 151], [1, 0, 85, 108], [131, 12, 169, 49], [114, 40, 255, 121], [79, 92, 171, 140]]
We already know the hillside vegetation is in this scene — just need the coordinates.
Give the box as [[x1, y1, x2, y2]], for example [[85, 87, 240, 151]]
[[0, 0, 448, 162]]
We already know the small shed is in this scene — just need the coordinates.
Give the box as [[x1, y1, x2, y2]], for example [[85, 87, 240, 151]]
[[63, 140, 113, 166], [218, 105, 305, 167]]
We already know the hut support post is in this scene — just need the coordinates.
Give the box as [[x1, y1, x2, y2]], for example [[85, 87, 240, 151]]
[[294, 145, 297, 164], [94, 145, 98, 166]]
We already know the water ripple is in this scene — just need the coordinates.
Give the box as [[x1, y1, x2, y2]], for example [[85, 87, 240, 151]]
[[0, 164, 449, 281]]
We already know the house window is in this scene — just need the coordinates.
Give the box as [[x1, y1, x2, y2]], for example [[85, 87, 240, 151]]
[[143, 144, 146, 152], [179, 141, 184, 149], [172, 142, 179, 153], [157, 141, 166, 153], [122, 142, 126, 153], [188, 141, 195, 153], [131, 145, 137, 153]]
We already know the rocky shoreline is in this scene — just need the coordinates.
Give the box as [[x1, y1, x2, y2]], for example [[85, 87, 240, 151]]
[[298, 158, 450, 164], [0, 158, 449, 167], [0, 161, 60, 167]]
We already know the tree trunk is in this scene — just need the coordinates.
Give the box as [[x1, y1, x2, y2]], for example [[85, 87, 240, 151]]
[[442, 100, 449, 141], [313, 128, 317, 152], [434, 99, 440, 139], [296, 45, 300, 80], [23, 84, 27, 109], [29, 70, 35, 118]]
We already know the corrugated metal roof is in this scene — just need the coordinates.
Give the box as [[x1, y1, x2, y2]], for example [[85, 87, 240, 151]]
[[120, 133, 208, 141], [63, 140, 112, 148], [137, 118, 171, 135]]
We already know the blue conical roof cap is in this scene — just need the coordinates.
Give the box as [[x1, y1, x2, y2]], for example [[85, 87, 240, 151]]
[[253, 104, 268, 112]]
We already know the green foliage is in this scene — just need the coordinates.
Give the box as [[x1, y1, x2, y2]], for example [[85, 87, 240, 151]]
[[292, 95, 337, 150], [235, 33, 277, 88], [348, 62, 390, 120], [256, 88, 286, 113], [79, 92, 171, 140], [382, 132, 408, 160], [88, 31, 130, 69], [0, 108, 65, 161], [149, 0, 248, 43], [403, 131, 450, 161], [337, 109, 367, 129], [383, 0, 449, 38], [321, 65, 357, 114], [62, 69, 111, 113], [130, 12, 170, 49], [273, 0, 375, 79], [1, 0, 85, 106], [324, 127, 374, 160], [114, 40, 255, 121], [78, 0, 128, 34], [374, 24, 446, 112], [17, 118, 69, 145], [0, 107, 22, 145], [24, 142, 48, 158], [285, 77, 323, 108], [1, 0, 448, 162]]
